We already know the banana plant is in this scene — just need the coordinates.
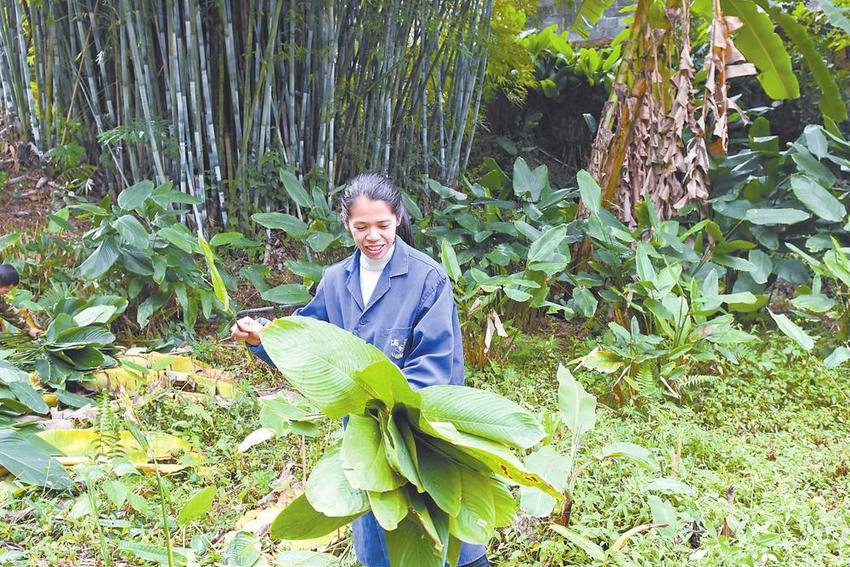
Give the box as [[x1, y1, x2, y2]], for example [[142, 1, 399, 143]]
[[259, 317, 559, 567]]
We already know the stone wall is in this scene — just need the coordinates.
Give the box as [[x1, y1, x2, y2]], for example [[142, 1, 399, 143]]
[[536, 0, 631, 41]]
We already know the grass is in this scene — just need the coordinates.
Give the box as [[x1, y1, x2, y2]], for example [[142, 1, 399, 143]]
[[1, 331, 848, 566]]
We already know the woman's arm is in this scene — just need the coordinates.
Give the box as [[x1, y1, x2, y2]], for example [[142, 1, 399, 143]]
[[402, 271, 464, 390]]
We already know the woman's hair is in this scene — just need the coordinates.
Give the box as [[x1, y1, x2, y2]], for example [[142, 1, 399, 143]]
[[339, 173, 414, 246], [0, 264, 19, 287]]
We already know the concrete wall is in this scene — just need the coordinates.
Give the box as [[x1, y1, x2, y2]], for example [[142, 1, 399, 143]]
[[536, 0, 631, 41]]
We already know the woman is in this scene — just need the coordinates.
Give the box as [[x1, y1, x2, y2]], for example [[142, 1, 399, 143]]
[[231, 173, 489, 567]]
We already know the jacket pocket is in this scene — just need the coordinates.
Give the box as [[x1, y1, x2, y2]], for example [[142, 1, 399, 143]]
[[377, 326, 412, 363]]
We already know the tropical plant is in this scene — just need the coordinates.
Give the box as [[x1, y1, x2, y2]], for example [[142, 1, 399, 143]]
[[260, 316, 558, 567], [571, 172, 758, 401]]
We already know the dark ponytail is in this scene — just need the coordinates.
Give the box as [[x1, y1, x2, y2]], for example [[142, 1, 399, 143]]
[[339, 173, 414, 247]]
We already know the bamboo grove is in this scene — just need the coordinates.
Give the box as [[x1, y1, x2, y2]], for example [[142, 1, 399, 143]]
[[0, 0, 493, 229]]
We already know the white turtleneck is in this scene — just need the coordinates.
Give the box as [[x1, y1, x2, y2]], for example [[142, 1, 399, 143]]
[[360, 244, 395, 305]]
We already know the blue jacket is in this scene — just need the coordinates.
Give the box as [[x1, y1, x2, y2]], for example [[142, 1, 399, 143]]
[[249, 238, 486, 567]]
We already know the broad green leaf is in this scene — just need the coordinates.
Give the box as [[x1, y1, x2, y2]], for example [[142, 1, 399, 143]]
[[306, 449, 369, 517], [261, 283, 312, 306], [747, 250, 773, 285], [78, 237, 120, 280], [520, 445, 570, 517], [117, 180, 155, 211], [418, 420, 561, 499], [648, 495, 677, 537], [804, 125, 829, 160], [417, 441, 462, 517], [50, 326, 115, 348], [447, 468, 495, 545], [635, 243, 656, 281], [549, 524, 606, 561], [103, 479, 130, 508], [177, 486, 216, 526], [557, 365, 596, 438], [114, 214, 150, 249], [72, 305, 117, 327], [384, 414, 423, 491], [644, 477, 695, 497], [577, 170, 601, 214], [573, 347, 622, 373], [768, 310, 814, 351], [721, 0, 798, 99], [745, 208, 810, 225], [307, 231, 335, 253], [426, 179, 467, 201], [280, 169, 313, 208], [821, 0, 850, 34], [791, 294, 835, 313], [352, 358, 421, 411], [252, 213, 309, 237], [368, 487, 409, 530], [573, 288, 598, 318], [270, 492, 363, 540], [385, 517, 444, 567], [527, 225, 567, 265], [8, 381, 49, 414], [824, 346, 850, 369], [768, 7, 848, 121], [260, 397, 320, 437], [341, 414, 405, 492], [492, 479, 518, 528], [791, 147, 837, 188], [595, 442, 658, 471], [824, 246, 850, 287], [225, 531, 261, 567], [420, 385, 545, 450], [0, 430, 72, 489], [512, 158, 545, 201], [198, 232, 230, 314], [440, 240, 462, 283], [285, 260, 325, 283], [259, 317, 387, 418], [790, 176, 846, 222], [158, 224, 198, 253], [571, 0, 617, 39]]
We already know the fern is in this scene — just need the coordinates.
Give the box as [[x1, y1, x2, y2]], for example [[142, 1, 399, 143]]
[[96, 391, 123, 462], [678, 374, 718, 390], [635, 364, 658, 397]]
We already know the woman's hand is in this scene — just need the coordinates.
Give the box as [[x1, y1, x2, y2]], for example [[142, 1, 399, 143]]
[[230, 317, 264, 347], [27, 326, 42, 339]]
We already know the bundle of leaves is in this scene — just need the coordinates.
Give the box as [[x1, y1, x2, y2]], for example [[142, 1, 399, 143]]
[[261, 317, 559, 567]]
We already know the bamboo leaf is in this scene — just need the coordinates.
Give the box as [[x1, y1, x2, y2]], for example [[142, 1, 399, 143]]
[[198, 232, 230, 314]]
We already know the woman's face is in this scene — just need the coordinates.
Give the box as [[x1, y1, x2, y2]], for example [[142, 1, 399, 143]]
[[346, 197, 399, 261]]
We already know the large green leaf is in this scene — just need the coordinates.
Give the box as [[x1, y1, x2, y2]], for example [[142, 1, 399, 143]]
[[418, 419, 561, 499], [198, 232, 230, 314], [820, 0, 850, 34], [557, 365, 596, 438], [270, 493, 363, 540], [353, 359, 421, 411], [49, 326, 115, 348], [225, 531, 261, 567], [368, 487, 409, 530], [341, 414, 405, 492], [824, 346, 850, 369], [447, 468, 495, 545], [768, 310, 814, 351], [745, 208, 810, 225], [519, 445, 570, 517], [570, 0, 618, 39], [78, 237, 120, 280], [385, 517, 444, 567], [261, 283, 312, 306], [420, 385, 544, 450], [252, 213, 309, 237], [790, 175, 846, 222], [0, 429, 72, 489], [118, 541, 187, 567], [722, 0, 799, 99], [440, 239, 462, 283], [549, 524, 606, 561], [595, 442, 658, 471], [384, 413, 423, 491], [177, 486, 216, 526], [417, 441, 462, 517], [513, 158, 546, 201], [72, 305, 117, 327], [117, 180, 155, 211], [259, 317, 386, 418], [577, 170, 601, 214], [766, 5, 848, 121], [280, 169, 313, 208], [8, 380, 49, 414], [306, 449, 369, 517], [113, 214, 150, 249], [527, 225, 567, 265]]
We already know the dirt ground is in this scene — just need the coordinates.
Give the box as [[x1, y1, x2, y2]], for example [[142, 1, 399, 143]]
[[0, 134, 55, 234]]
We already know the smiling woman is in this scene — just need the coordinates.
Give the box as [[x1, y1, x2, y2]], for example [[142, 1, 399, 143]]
[[231, 173, 490, 567]]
